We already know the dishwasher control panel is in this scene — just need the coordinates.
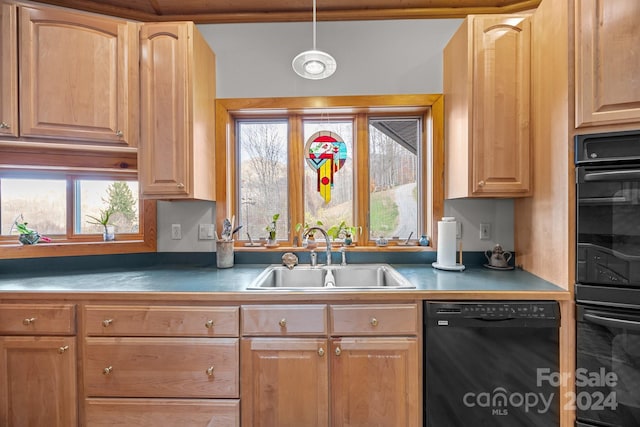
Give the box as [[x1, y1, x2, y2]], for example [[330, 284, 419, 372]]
[[425, 301, 560, 327]]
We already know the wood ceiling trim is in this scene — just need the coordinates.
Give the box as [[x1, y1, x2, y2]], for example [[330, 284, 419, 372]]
[[30, 0, 541, 23]]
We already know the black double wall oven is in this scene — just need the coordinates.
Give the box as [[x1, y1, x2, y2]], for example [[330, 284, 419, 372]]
[[575, 130, 640, 427]]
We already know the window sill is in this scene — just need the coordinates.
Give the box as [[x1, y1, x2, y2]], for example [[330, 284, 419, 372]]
[[0, 239, 156, 259], [235, 244, 434, 253]]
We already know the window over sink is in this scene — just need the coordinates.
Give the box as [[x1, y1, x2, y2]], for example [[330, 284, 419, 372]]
[[217, 94, 443, 248]]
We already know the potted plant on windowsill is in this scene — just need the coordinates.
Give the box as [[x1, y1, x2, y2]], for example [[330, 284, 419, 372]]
[[328, 220, 361, 246], [87, 208, 115, 241], [295, 220, 323, 249], [265, 213, 280, 247], [12, 215, 40, 245]]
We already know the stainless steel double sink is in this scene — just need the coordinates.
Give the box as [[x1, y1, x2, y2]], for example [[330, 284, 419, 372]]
[[246, 263, 415, 290]]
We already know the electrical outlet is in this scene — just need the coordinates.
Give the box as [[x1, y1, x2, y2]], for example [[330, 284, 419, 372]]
[[171, 224, 182, 240], [199, 224, 215, 240], [480, 223, 491, 240]]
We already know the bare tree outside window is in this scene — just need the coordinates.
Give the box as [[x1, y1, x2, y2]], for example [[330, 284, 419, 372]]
[[238, 121, 289, 241]]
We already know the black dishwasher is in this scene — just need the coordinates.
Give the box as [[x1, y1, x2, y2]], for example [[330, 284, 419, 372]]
[[424, 301, 560, 427]]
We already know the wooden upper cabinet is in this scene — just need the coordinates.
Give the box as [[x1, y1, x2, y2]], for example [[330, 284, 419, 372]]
[[0, 2, 17, 137], [444, 15, 531, 198], [18, 6, 138, 146], [575, 0, 640, 128], [140, 22, 216, 200]]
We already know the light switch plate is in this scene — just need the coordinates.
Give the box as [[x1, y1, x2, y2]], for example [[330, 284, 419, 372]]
[[199, 224, 215, 240], [171, 224, 182, 240], [480, 223, 491, 240]]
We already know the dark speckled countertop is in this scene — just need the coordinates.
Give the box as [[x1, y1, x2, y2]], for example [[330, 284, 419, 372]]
[[0, 264, 569, 300]]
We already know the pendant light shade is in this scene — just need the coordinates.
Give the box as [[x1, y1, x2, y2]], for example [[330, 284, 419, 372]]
[[292, 0, 336, 80]]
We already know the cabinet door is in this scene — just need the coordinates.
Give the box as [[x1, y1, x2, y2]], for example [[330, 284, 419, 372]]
[[331, 337, 420, 427], [241, 338, 329, 427], [0, 3, 17, 137], [0, 336, 77, 427], [140, 22, 190, 197], [19, 6, 138, 146], [576, 0, 640, 127], [472, 16, 531, 196]]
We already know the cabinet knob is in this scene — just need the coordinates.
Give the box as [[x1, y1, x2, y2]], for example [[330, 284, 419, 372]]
[[335, 347, 342, 356], [103, 366, 113, 375], [205, 319, 214, 329], [115, 130, 123, 137], [206, 366, 215, 376], [478, 180, 486, 187], [177, 183, 185, 189], [102, 319, 113, 327], [370, 317, 379, 327], [279, 318, 287, 328], [0, 122, 10, 129], [317, 347, 325, 357], [22, 317, 36, 325], [58, 345, 69, 354]]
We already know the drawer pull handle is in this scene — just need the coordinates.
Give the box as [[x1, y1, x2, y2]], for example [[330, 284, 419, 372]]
[[206, 366, 215, 376], [370, 317, 379, 327], [279, 318, 287, 328], [335, 347, 341, 356], [58, 345, 69, 354], [0, 122, 10, 129], [22, 317, 36, 325], [103, 366, 113, 375], [205, 320, 214, 329], [318, 347, 325, 357], [102, 319, 113, 327]]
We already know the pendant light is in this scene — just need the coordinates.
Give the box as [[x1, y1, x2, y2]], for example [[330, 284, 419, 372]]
[[292, 0, 336, 80]]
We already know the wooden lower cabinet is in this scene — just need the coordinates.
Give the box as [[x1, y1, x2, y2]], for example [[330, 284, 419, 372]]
[[331, 337, 419, 427], [0, 336, 77, 427], [240, 303, 421, 427], [241, 338, 330, 427], [82, 304, 241, 426], [85, 398, 239, 427]]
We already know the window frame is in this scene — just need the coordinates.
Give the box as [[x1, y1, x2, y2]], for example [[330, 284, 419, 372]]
[[0, 160, 156, 259], [216, 94, 444, 251]]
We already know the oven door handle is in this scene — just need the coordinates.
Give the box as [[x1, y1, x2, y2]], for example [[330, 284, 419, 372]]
[[584, 312, 640, 331], [583, 169, 640, 182]]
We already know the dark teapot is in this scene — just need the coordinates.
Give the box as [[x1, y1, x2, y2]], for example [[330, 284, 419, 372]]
[[485, 244, 512, 268]]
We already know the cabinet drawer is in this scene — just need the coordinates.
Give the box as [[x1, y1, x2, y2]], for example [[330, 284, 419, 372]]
[[84, 305, 239, 337], [241, 305, 327, 336], [85, 398, 239, 427], [84, 337, 239, 398], [0, 303, 75, 335], [330, 304, 418, 336]]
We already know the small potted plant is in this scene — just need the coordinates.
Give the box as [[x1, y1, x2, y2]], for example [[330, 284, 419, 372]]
[[328, 220, 361, 246], [295, 220, 323, 249], [87, 208, 115, 241], [265, 213, 280, 246], [11, 215, 40, 245]]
